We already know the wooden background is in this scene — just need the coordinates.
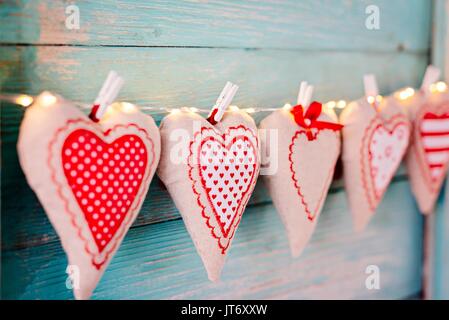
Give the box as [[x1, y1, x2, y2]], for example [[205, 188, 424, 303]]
[[0, 0, 447, 299]]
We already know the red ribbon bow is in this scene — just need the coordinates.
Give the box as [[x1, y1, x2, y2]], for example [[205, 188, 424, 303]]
[[290, 101, 343, 140]]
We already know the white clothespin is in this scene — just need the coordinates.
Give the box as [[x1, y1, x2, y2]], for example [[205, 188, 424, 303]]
[[297, 81, 314, 109], [421, 65, 441, 94], [364, 74, 382, 110], [89, 71, 124, 122], [207, 81, 239, 124], [363, 74, 379, 98]]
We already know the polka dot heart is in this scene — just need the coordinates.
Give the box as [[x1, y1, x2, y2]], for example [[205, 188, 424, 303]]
[[368, 123, 409, 199], [341, 97, 410, 231], [18, 94, 160, 299], [62, 129, 148, 253]]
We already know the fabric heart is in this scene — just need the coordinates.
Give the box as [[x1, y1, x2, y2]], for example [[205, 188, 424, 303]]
[[18, 92, 160, 299], [340, 97, 410, 231], [400, 92, 449, 214], [158, 110, 259, 280], [61, 129, 148, 257], [195, 128, 257, 249], [419, 113, 449, 181], [365, 118, 409, 205], [260, 106, 340, 256]]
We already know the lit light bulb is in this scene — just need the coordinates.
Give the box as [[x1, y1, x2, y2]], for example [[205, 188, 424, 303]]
[[120, 102, 137, 113], [397, 87, 415, 100], [325, 101, 336, 109], [436, 81, 447, 92], [336, 100, 346, 109], [229, 105, 240, 112], [405, 87, 415, 96], [15, 94, 34, 107], [367, 96, 375, 104], [430, 81, 447, 93], [282, 103, 292, 110], [398, 91, 408, 100], [39, 92, 56, 107]]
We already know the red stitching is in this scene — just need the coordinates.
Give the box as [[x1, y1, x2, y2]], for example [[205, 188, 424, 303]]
[[48, 118, 156, 269], [198, 135, 257, 238], [360, 114, 410, 211], [288, 129, 339, 221], [187, 125, 259, 254], [413, 105, 449, 194]]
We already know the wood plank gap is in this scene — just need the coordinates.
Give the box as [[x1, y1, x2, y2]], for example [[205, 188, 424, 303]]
[[0, 42, 429, 55]]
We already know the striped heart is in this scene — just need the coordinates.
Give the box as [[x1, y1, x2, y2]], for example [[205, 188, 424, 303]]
[[419, 112, 449, 183]]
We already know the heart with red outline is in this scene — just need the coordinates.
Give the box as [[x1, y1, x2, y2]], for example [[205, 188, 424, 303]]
[[157, 110, 259, 281], [191, 125, 258, 253], [404, 99, 449, 214], [289, 129, 340, 221], [50, 120, 158, 271], [61, 129, 149, 256], [260, 108, 340, 257], [341, 99, 411, 231], [416, 111, 449, 190], [362, 115, 410, 210], [18, 94, 160, 299]]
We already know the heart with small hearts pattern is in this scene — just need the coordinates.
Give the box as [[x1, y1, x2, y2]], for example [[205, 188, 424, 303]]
[[192, 126, 258, 252], [157, 111, 259, 281]]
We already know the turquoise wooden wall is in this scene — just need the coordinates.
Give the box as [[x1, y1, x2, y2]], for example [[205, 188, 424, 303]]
[[0, 0, 446, 299]]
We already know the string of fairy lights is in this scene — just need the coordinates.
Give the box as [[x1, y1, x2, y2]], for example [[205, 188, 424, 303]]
[[0, 81, 448, 115]]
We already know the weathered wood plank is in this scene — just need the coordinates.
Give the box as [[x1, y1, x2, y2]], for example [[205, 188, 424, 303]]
[[0, 46, 428, 142], [432, 0, 449, 77], [0, 47, 428, 118], [1, 179, 423, 300], [1, 46, 426, 249], [0, 0, 431, 52]]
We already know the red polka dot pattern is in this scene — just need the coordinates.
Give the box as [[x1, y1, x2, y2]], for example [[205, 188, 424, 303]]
[[368, 124, 408, 198], [61, 129, 148, 252]]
